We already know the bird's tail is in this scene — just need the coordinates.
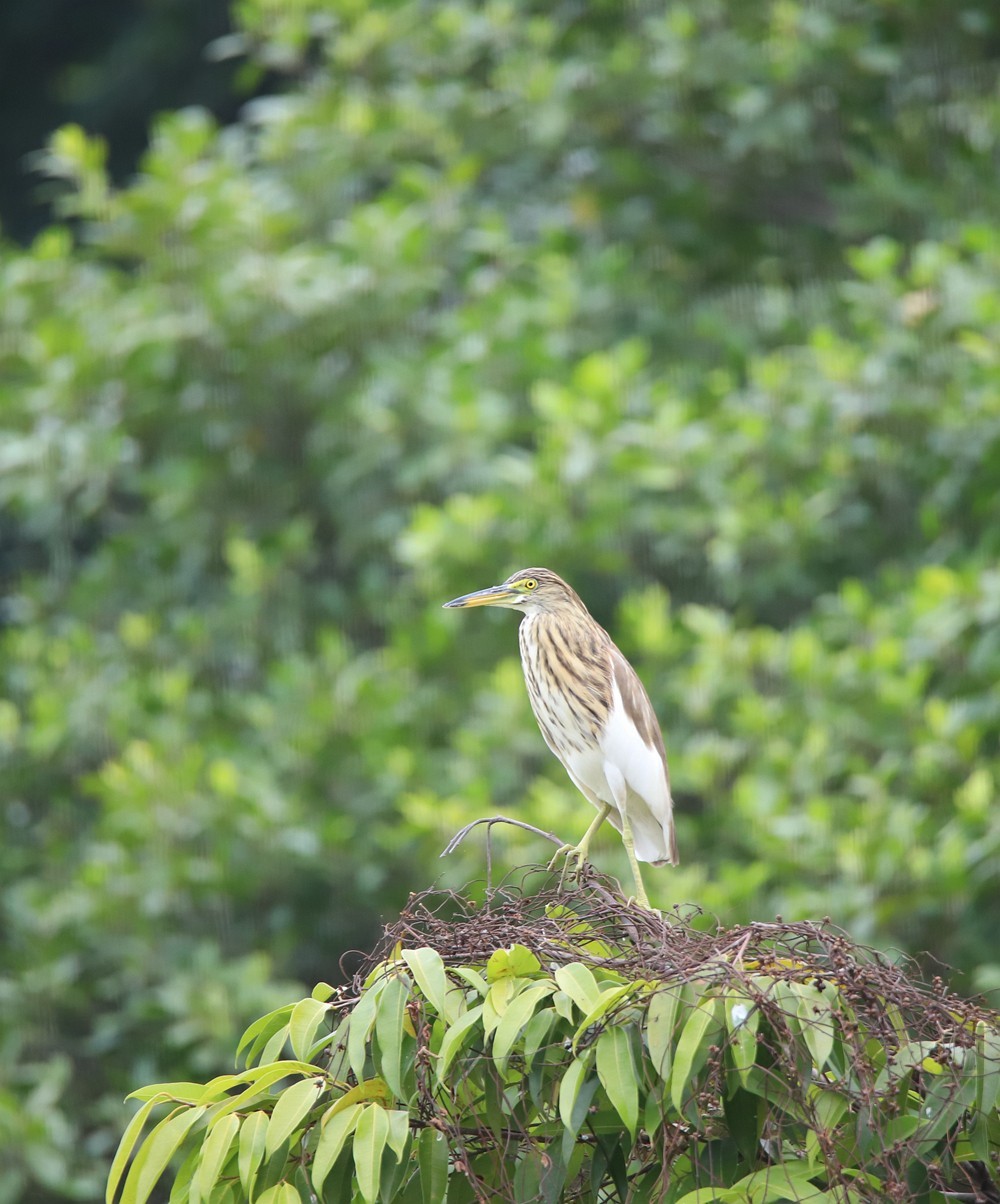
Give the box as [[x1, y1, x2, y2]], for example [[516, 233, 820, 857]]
[[649, 819, 679, 868], [621, 794, 678, 866]]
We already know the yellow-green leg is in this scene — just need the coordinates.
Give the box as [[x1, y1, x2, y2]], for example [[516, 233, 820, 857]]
[[618, 810, 653, 910], [548, 803, 611, 887], [600, 763, 655, 910]]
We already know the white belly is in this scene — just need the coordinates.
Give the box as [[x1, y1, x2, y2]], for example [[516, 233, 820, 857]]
[[536, 678, 674, 865]]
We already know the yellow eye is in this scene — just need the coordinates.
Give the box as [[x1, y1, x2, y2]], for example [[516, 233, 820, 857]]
[[522, 578, 538, 590]]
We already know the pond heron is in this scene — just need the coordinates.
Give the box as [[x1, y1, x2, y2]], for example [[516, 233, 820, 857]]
[[444, 567, 676, 908]]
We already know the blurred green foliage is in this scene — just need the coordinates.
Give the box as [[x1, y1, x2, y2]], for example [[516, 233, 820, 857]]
[[0, 0, 240, 242], [2, 0, 1000, 1199]]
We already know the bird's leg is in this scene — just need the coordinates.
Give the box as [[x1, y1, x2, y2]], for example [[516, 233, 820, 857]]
[[619, 811, 653, 910], [599, 763, 655, 910], [547, 803, 611, 886]]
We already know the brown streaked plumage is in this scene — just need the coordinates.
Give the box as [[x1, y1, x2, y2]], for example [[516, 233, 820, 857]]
[[444, 567, 677, 908]]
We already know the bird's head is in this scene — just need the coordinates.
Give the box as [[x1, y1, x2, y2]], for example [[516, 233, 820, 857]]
[[443, 567, 585, 617]]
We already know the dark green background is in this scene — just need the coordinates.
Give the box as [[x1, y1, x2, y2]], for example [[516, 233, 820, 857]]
[[0, 0, 242, 241]]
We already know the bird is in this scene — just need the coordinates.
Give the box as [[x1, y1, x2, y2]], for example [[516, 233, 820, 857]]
[[443, 567, 676, 909]]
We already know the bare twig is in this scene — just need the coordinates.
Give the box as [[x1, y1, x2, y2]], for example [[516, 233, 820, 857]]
[[440, 815, 564, 857], [441, 816, 564, 892]]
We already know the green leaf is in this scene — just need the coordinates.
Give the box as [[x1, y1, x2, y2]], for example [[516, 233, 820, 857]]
[[264, 1077, 325, 1156], [554, 963, 601, 1014], [919, 1060, 979, 1141], [190, 1113, 239, 1204], [540, 1137, 571, 1204], [238, 1110, 268, 1197], [311, 1104, 362, 1194], [452, 967, 489, 997], [259, 1026, 293, 1070], [193, 1075, 248, 1104], [205, 1063, 320, 1127], [167, 1147, 199, 1204], [385, 1109, 410, 1160], [882, 1115, 923, 1145], [969, 1113, 993, 1163], [481, 1068, 506, 1141], [558, 1054, 594, 1135], [723, 1086, 764, 1164], [805, 1193, 868, 1204], [724, 992, 760, 1084], [127, 1083, 208, 1104], [324, 1077, 393, 1118], [418, 1128, 449, 1204], [348, 985, 382, 1082], [483, 977, 515, 1035], [813, 1087, 849, 1132], [506, 944, 542, 977], [288, 997, 332, 1063], [486, 944, 542, 981], [596, 1027, 638, 1139], [522, 1006, 557, 1069], [513, 1147, 544, 1200], [120, 1106, 207, 1204], [217, 1061, 320, 1090], [551, 991, 575, 1022], [485, 949, 512, 982], [353, 1104, 390, 1204], [317, 1144, 356, 1204], [670, 998, 720, 1113], [312, 983, 336, 1002], [437, 1005, 484, 1081], [402, 948, 452, 1020], [107, 1095, 171, 1204], [492, 982, 555, 1072], [375, 973, 412, 1100], [236, 1004, 295, 1070], [976, 1020, 1000, 1114], [322, 1014, 353, 1082], [790, 982, 836, 1072], [876, 1039, 936, 1090], [646, 989, 681, 1081], [729, 1159, 820, 1201], [905, 1157, 933, 1204], [571, 983, 634, 1054], [254, 1185, 302, 1204], [378, 1142, 407, 1204], [593, 1130, 629, 1200]]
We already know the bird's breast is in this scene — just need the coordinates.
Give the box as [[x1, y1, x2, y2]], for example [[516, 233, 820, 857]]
[[518, 615, 611, 761]]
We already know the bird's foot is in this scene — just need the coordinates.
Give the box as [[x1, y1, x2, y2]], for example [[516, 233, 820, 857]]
[[547, 843, 589, 890]]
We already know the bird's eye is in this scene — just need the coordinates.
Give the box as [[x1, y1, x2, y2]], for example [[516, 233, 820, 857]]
[[523, 578, 538, 590]]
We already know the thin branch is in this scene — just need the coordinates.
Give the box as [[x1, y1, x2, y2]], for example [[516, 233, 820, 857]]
[[440, 815, 564, 858]]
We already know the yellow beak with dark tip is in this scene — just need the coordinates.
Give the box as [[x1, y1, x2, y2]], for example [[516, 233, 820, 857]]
[[443, 584, 519, 608]]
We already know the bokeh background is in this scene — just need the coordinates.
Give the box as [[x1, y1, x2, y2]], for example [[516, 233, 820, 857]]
[[2, 1, 1000, 1200]]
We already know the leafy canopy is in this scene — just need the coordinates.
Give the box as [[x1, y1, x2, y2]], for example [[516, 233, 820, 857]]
[[110, 880, 1000, 1203]]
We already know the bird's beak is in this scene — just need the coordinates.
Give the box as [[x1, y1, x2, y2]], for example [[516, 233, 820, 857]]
[[443, 584, 519, 609]]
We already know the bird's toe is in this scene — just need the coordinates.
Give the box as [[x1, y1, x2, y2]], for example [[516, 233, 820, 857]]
[[546, 843, 574, 873], [547, 843, 590, 890]]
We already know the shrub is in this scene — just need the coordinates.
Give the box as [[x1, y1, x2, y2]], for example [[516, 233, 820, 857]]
[[110, 872, 1000, 1203]]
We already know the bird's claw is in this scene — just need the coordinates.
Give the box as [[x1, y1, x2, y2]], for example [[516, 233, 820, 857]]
[[547, 843, 589, 890]]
